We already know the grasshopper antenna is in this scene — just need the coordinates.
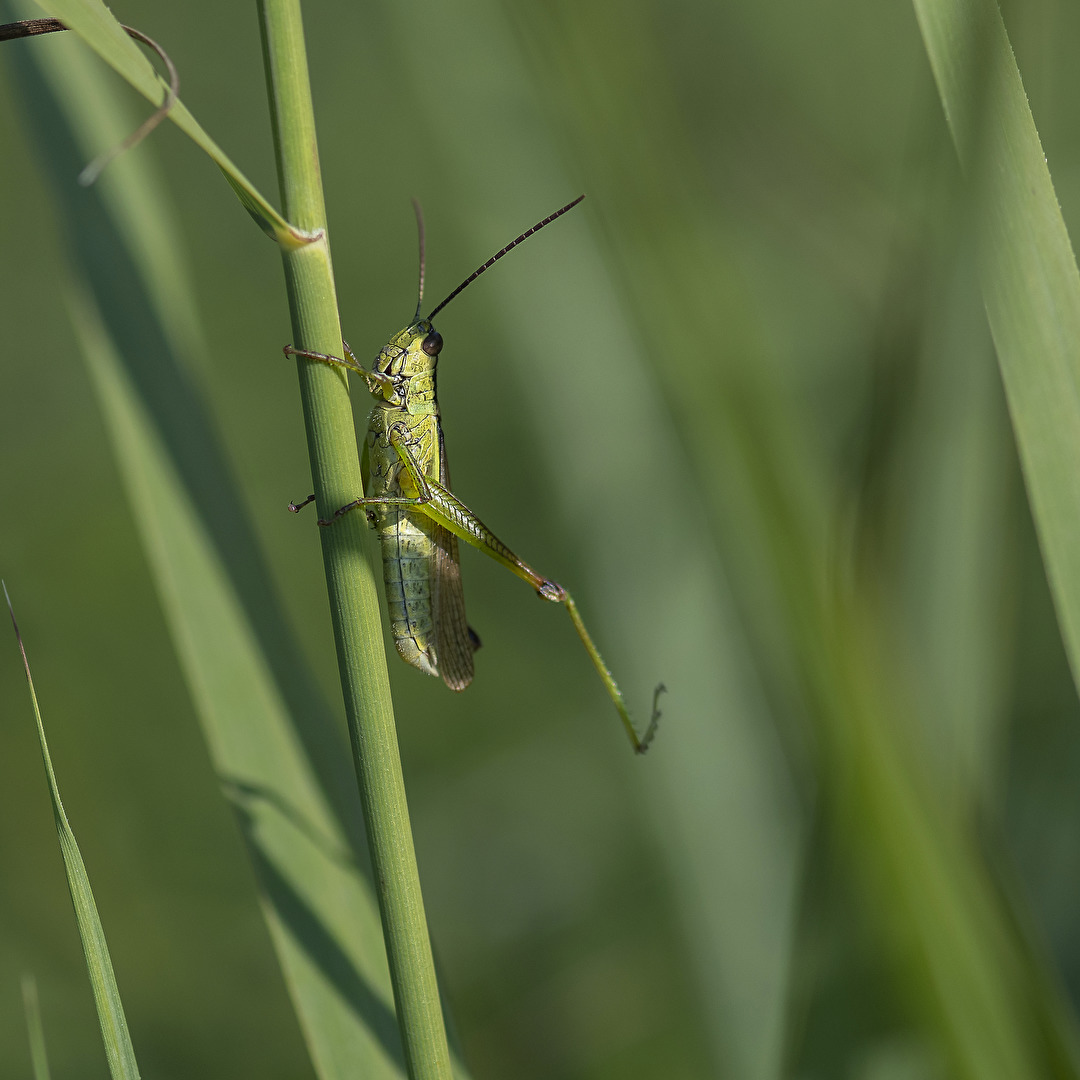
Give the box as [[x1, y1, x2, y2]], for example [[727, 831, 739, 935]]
[[412, 197, 426, 321], [426, 194, 585, 322]]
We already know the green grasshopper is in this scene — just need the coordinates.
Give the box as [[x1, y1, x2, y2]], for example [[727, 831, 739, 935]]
[[286, 197, 661, 753]]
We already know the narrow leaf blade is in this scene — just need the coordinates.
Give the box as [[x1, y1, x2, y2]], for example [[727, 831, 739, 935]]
[[911, 0, 1080, 703], [5, 587, 140, 1080]]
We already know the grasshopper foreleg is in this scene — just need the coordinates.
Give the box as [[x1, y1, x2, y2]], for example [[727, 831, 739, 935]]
[[284, 341, 394, 398]]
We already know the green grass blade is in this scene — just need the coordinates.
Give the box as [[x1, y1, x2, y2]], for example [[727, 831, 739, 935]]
[[21, 975, 53, 1080], [910, 0, 1080, 703], [5, 10, 469, 1078], [5, 587, 140, 1080], [17, 0, 309, 245]]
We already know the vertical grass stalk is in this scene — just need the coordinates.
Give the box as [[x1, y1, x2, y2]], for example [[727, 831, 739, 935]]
[[255, 3, 453, 1076]]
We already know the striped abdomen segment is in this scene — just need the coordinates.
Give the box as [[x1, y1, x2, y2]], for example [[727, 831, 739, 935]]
[[379, 509, 438, 677]]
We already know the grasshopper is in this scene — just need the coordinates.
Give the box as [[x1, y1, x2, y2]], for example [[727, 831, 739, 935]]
[[286, 197, 661, 753]]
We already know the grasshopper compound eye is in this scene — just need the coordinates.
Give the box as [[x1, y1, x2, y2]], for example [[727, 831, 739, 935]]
[[422, 330, 443, 356]]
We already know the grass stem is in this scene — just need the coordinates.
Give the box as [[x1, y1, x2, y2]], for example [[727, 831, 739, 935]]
[[255, 3, 453, 1076]]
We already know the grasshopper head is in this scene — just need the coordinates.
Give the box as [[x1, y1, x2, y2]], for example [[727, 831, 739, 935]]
[[376, 319, 444, 377]]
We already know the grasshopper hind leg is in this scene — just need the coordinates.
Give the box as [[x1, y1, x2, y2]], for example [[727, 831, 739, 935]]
[[561, 594, 663, 754], [388, 445, 662, 752]]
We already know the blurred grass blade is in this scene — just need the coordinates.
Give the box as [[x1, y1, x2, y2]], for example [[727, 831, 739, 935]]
[[22, 975, 53, 1080], [65, 281, 409, 1079], [485, 0, 1080, 1074], [891, 252, 1015, 814], [4, 587, 140, 1080], [4, 9, 471, 1078], [16, 0, 309, 245], [911, 0, 1080, 700], [826, 605, 1080, 1080]]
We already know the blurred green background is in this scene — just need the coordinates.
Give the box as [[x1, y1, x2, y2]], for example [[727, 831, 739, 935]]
[[4, 0, 1080, 1077]]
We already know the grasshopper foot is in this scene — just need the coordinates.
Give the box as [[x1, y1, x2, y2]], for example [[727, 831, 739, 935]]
[[289, 493, 316, 513], [635, 683, 665, 755]]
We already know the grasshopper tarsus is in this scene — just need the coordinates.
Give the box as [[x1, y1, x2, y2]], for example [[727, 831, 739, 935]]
[[634, 683, 666, 755], [285, 343, 342, 365], [289, 493, 316, 513]]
